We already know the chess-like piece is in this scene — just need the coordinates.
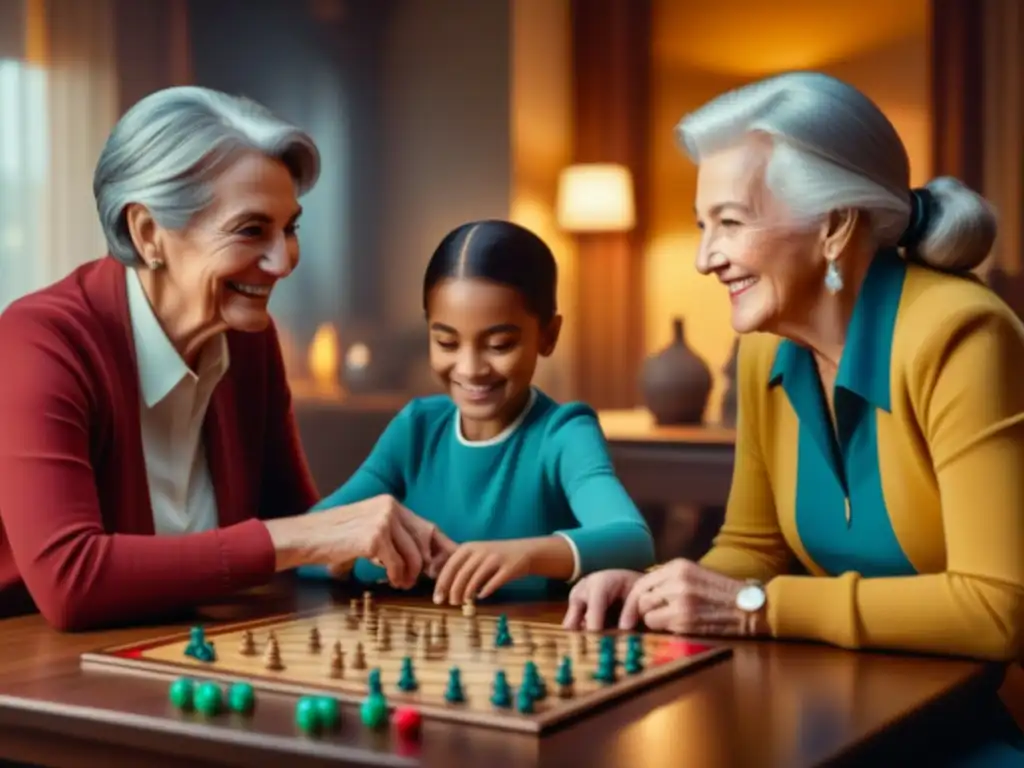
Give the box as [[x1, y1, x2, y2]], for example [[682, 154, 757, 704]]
[[345, 608, 360, 630], [462, 598, 476, 618], [573, 632, 587, 658], [327, 641, 344, 678], [520, 624, 535, 653], [352, 641, 367, 670], [376, 617, 392, 651], [362, 591, 373, 617], [416, 624, 431, 659], [403, 615, 416, 642], [263, 633, 284, 671], [467, 616, 481, 648], [308, 626, 322, 653], [438, 614, 448, 640], [239, 629, 256, 656]]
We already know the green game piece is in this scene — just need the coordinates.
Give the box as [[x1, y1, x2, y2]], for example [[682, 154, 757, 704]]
[[360, 693, 389, 729], [519, 661, 545, 700], [315, 696, 340, 729], [397, 657, 418, 692], [516, 686, 534, 714], [194, 681, 223, 716], [184, 625, 217, 662], [592, 650, 617, 684], [555, 656, 574, 686], [168, 677, 194, 710], [295, 696, 321, 733], [227, 682, 255, 714], [624, 652, 644, 675], [490, 670, 512, 708], [367, 667, 383, 696], [444, 667, 465, 703]]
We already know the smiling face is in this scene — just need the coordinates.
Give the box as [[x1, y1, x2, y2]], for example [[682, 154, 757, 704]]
[[694, 137, 825, 335], [426, 277, 559, 438], [128, 151, 302, 358]]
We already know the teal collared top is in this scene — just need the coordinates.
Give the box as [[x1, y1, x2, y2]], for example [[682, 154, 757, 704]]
[[767, 249, 916, 578]]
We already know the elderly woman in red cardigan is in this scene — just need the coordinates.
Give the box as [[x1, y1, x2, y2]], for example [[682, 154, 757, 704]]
[[0, 86, 452, 631]]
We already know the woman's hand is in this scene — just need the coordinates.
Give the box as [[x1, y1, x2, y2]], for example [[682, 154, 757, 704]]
[[267, 495, 456, 589], [432, 539, 539, 605], [562, 569, 644, 631], [619, 558, 768, 636]]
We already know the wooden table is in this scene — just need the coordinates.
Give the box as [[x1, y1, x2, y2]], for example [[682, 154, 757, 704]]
[[0, 578, 1002, 768]]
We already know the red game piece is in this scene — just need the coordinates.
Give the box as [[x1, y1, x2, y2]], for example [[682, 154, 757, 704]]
[[652, 640, 711, 665], [393, 706, 422, 739]]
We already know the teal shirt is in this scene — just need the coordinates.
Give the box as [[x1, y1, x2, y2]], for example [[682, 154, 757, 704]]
[[301, 388, 655, 598], [772, 249, 916, 579]]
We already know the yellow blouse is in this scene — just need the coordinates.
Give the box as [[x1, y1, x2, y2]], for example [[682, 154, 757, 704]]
[[701, 250, 1024, 662]]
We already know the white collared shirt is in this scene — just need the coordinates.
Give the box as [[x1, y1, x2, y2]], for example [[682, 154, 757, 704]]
[[126, 268, 228, 536]]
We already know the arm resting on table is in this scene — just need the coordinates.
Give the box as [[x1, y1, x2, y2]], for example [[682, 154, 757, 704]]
[[548, 404, 657, 580], [700, 337, 796, 582], [766, 309, 1024, 661], [0, 318, 276, 632]]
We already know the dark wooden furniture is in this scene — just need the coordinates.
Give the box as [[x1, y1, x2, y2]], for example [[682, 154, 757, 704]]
[[0, 578, 1003, 768]]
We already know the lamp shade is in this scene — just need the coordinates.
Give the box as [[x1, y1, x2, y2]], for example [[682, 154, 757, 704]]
[[556, 163, 636, 232]]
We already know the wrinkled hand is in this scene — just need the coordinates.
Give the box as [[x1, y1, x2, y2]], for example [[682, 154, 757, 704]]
[[305, 495, 456, 589], [562, 569, 644, 631], [432, 539, 536, 605], [620, 558, 766, 636]]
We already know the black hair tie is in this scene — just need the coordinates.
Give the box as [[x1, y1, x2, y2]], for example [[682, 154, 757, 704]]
[[898, 188, 936, 248]]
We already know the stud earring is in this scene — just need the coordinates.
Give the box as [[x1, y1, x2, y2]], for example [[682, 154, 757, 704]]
[[824, 259, 843, 295], [149, 258, 165, 270]]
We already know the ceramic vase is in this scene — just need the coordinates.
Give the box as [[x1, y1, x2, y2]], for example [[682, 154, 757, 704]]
[[640, 317, 712, 425]]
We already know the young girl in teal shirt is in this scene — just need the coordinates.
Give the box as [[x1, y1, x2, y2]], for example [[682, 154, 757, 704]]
[[303, 219, 655, 602]]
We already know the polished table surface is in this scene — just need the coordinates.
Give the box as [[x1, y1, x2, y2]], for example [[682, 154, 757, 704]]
[[0, 578, 1001, 768]]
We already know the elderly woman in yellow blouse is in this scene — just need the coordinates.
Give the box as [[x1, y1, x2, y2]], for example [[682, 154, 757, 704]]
[[564, 72, 1024, 760]]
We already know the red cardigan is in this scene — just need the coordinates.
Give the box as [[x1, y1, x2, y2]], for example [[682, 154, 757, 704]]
[[0, 257, 319, 630]]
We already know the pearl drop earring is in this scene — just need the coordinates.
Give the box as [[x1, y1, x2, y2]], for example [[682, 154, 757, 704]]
[[824, 259, 843, 295]]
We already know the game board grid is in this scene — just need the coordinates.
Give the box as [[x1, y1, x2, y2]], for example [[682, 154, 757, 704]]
[[81, 603, 731, 733]]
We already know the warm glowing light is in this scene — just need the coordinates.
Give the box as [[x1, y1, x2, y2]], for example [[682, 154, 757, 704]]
[[345, 342, 371, 371], [308, 323, 341, 391], [556, 163, 636, 233]]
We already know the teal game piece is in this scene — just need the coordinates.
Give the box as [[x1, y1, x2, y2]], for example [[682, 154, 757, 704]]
[[444, 667, 465, 704], [315, 697, 340, 729], [555, 656, 574, 687], [624, 642, 645, 674], [494, 615, 513, 647], [168, 677, 194, 710], [227, 682, 255, 714], [194, 681, 223, 716], [592, 649, 617, 684], [368, 667, 383, 696], [490, 670, 512, 708], [295, 696, 320, 733], [397, 657, 418, 692], [521, 661, 546, 700], [184, 625, 217, 662], [516, 685, 534, 714], [360, 693, 389, 729]]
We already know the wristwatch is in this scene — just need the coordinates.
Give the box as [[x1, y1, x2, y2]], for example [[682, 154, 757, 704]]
[[735, 579, 766, 613]]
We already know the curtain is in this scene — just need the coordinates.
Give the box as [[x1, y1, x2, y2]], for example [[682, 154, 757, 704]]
[[0, 0, 118, 312]]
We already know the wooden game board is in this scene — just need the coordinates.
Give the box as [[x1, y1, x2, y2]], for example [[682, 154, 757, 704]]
[[80, 596, 731, 734]]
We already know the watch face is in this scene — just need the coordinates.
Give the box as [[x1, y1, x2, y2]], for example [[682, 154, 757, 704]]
[[736, 585, 766, 612]]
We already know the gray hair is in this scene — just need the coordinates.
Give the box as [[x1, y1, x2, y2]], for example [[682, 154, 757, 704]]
[[676, 71, 996, 272], [94, 86, 321, 266]]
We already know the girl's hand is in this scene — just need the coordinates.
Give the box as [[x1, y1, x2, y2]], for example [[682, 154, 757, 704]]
[[619, 558, 769, 636], [561, 569, 644, 631], [432, 538, 542, 605]]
